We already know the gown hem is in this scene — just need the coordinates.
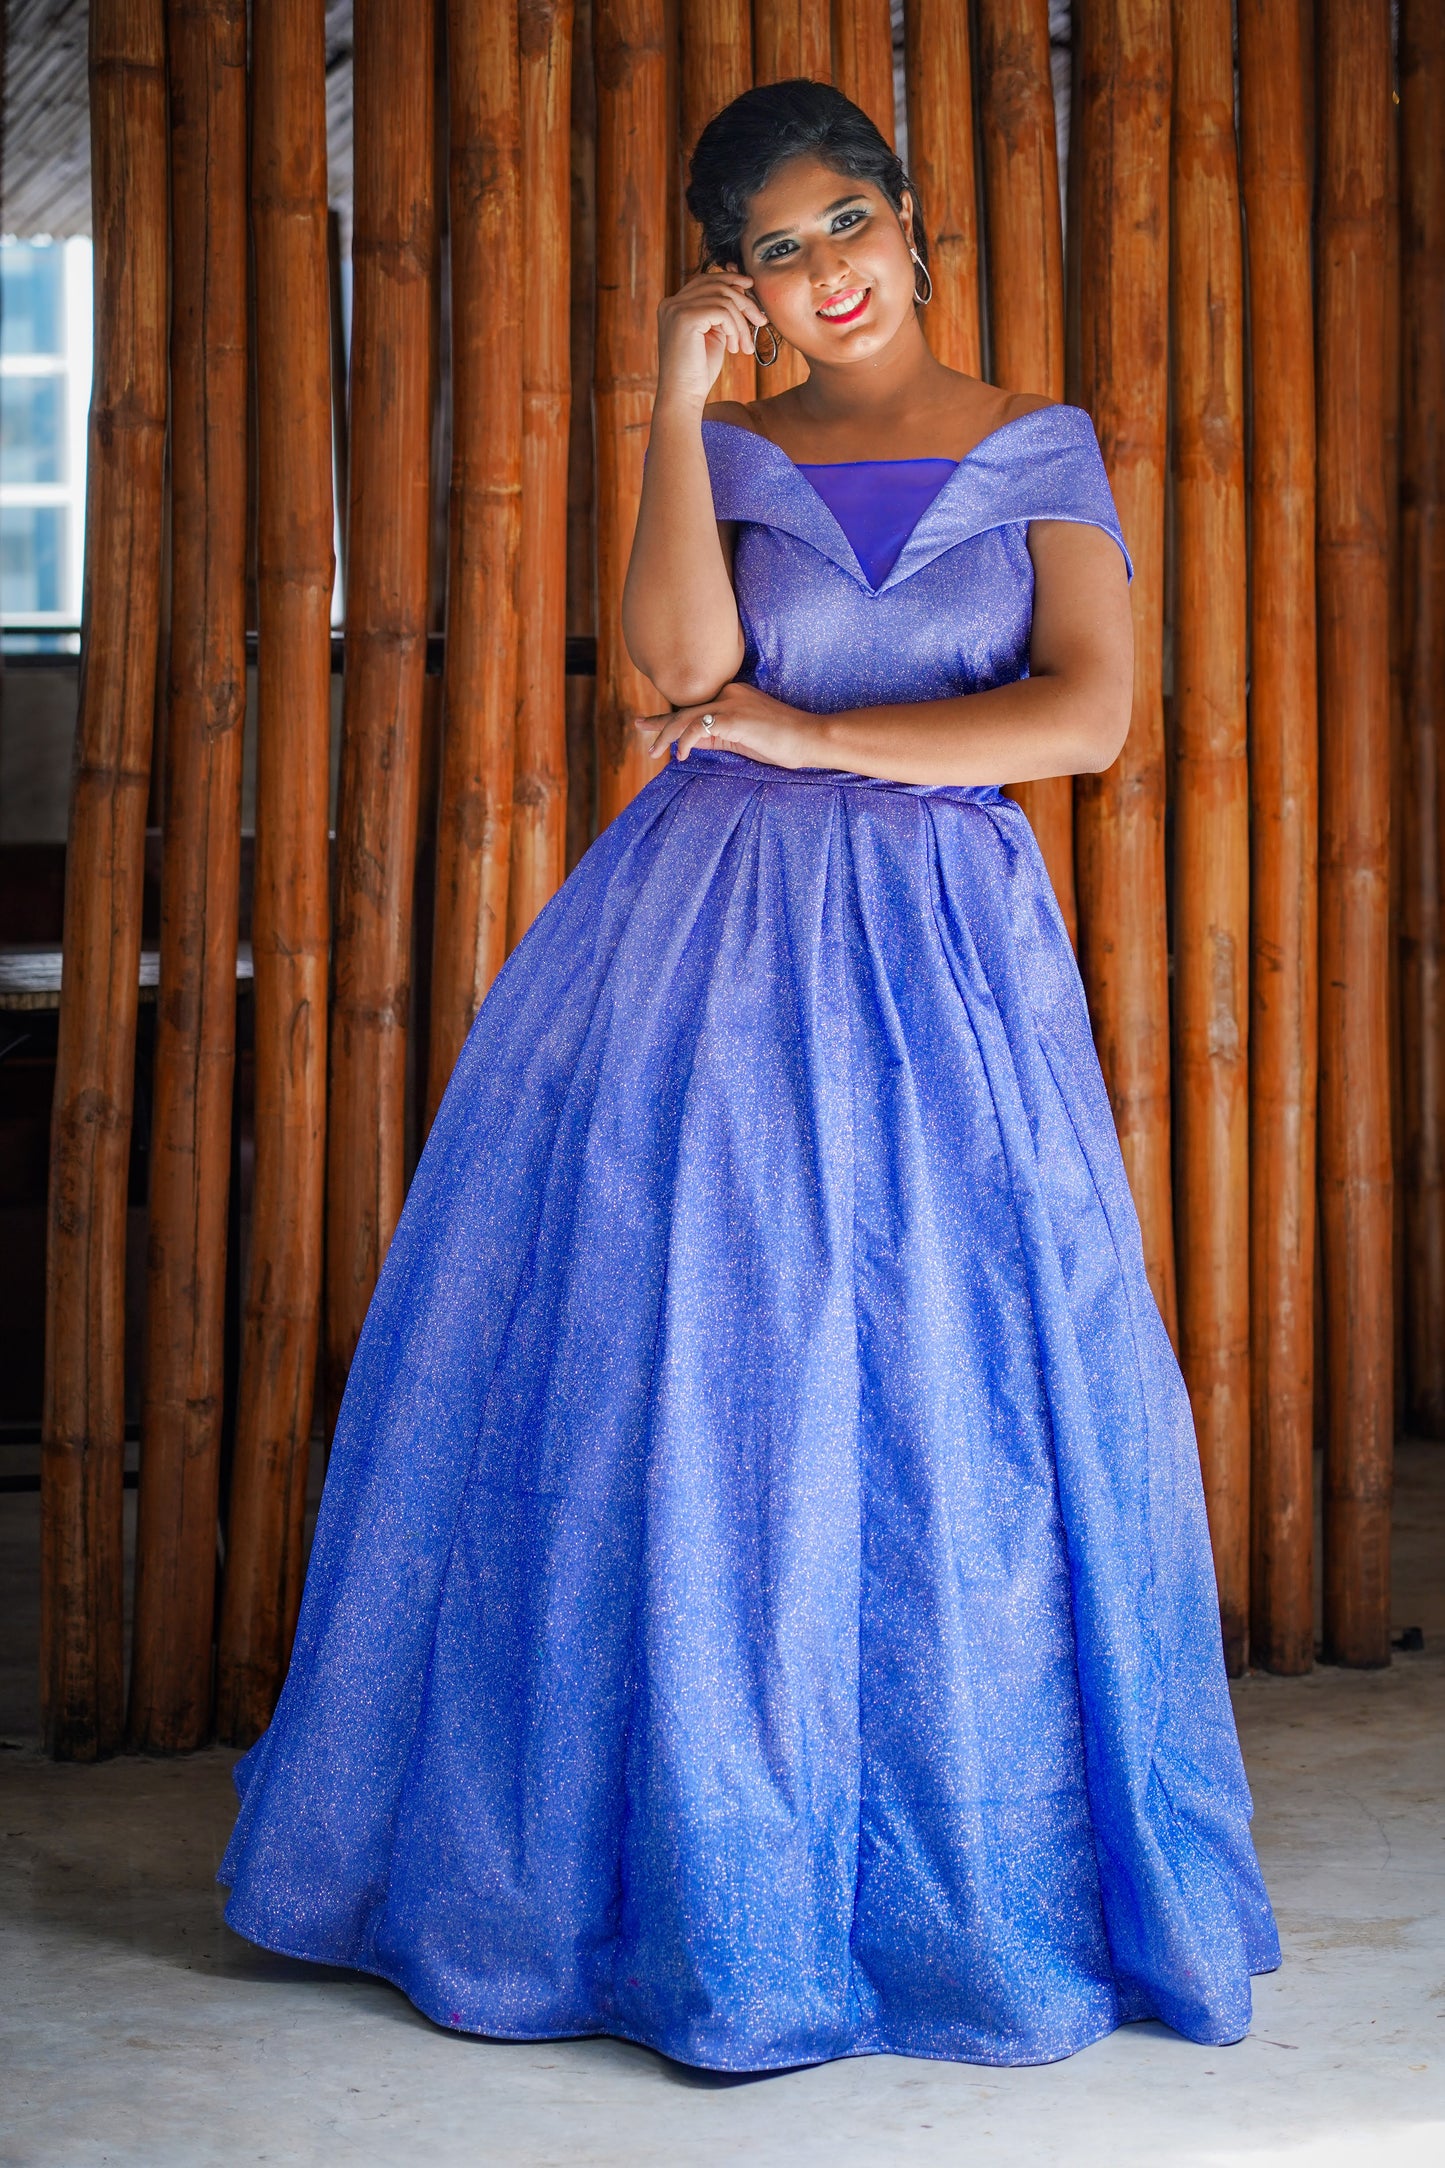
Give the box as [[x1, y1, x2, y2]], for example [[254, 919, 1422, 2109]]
[[219, 1883, 1279, 2072]]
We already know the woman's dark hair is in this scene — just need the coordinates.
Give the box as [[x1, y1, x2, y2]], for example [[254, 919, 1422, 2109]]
[[686, 79, 927, 276]]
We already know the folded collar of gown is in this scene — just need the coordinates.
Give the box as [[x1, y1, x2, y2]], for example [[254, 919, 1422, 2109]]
[[700, 405, 1134, 595]]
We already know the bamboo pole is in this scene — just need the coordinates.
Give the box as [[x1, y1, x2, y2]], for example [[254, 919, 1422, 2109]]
[[681, 0, 755, 403], [975, 0, 1074, 944], [328, 209, 350, 600], [666, 0, 685, 292], [1316, 0, 1393, 1668], [1070, 0, 1177, 1341], [510, 0, 574, 951], [410, 23, 453, 1139], [326, 0, 436, 1417], [1399, 0, 1445, 1436], [1298, 0, 1316, 177], [831, 0, 894, 144], [752, 0, 830, 393], [42, 0, 168, 1761], [1385, 59, 1404, 1438], [903, 0, 981, 376], [426, 0, 522, 1111], [127, 0, 249, 1752], [566, 0, 599, 874], [215, 0, 335, 1748], [594, 0, 669, 827], [1303, 0, 1326, 1483], [1238, 0, 1318, 1677], [752, 0, 829, 86], [1169, 0, 1250, 1676]]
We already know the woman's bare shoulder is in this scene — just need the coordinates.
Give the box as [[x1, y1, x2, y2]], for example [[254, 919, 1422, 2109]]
[[962, 384, 1058, 430], [999, 389, 1058, 424], [929, 374, 1059, 454], [704, 399, 765, 435], [705, 389, 811, 445]]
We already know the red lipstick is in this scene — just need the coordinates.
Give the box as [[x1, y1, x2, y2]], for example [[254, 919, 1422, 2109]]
[[816, 287, 870, 327]]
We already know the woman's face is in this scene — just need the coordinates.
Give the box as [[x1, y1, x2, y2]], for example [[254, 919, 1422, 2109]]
[[737, 154, 919, 367]]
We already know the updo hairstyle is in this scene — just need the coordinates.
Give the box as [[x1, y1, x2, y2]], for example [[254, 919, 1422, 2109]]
[[685, 79, 928, 278]]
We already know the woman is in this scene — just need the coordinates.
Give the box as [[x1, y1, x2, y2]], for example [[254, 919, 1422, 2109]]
[[222, 80, 1279, 2072]]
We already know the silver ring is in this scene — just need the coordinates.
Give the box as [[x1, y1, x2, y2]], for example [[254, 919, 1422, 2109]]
[[700, 713, 716, 736]]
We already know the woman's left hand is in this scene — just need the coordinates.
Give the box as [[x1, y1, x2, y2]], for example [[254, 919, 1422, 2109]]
[[634, 681, 822, 769]]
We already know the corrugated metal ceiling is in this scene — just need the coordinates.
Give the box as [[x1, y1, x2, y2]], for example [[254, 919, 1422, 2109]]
[[2, 0, 356, 242]]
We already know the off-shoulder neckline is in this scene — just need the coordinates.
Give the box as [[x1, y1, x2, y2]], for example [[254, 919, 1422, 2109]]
[[698, 403, 1123, 594], [701, 402, 1083, 481]]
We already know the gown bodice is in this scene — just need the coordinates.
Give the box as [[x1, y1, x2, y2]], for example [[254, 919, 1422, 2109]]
[[703, 404, 1132, 717]]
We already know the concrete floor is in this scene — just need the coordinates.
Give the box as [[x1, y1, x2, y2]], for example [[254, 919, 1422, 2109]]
[[3, 1449, 1443, 2167]]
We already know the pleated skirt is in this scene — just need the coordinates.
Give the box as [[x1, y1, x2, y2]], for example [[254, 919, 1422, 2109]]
[[220, 748, 1279, 2071]]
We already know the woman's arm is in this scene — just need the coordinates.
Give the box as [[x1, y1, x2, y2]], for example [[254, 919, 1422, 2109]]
[[622, 272, 765, 705], [636, 518, 1134, 783]]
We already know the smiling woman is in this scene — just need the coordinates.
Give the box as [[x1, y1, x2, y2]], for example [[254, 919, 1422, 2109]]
[[219, 75, 1279, 2079], [622, 87, 1133, 782]]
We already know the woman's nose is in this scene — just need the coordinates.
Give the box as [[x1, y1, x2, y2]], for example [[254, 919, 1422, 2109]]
[[810, 247, 854, 291]]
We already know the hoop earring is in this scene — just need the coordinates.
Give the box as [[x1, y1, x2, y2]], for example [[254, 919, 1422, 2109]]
[[752, 321, 781, 367], [910, 249, 933, 306]]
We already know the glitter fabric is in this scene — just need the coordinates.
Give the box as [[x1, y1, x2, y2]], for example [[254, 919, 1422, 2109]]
[[220, 403, 1280, 2072]]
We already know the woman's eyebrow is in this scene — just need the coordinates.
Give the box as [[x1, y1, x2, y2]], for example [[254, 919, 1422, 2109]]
[[749, 196, 870, 253]]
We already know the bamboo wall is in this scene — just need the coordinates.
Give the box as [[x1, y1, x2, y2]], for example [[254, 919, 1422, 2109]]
[[42, 0, 1429, 1755]]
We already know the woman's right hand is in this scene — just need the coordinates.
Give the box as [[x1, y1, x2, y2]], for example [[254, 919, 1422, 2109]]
[[656, 271, 768, 409]]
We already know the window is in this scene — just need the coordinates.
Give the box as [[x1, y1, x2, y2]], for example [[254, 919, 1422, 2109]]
[[0, 237, 91, 653]]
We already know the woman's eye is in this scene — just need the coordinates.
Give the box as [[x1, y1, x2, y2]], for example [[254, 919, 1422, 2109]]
[[756, 207, 866, 262]]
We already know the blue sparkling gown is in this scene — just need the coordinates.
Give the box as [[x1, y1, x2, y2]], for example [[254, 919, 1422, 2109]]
[[220, 404, 1279, 2071]]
